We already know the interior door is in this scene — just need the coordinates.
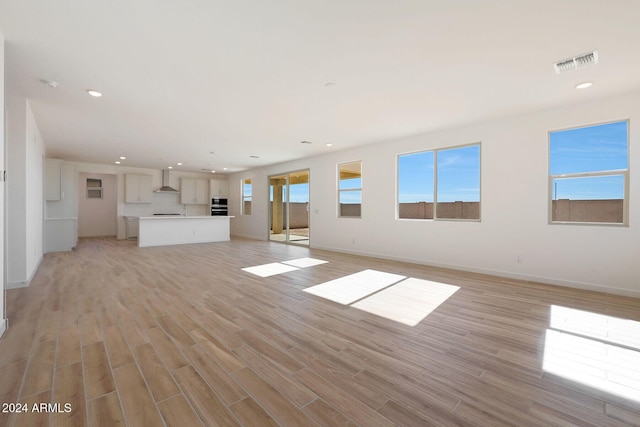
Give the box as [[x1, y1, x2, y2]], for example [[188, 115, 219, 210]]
[[269, 170, 309, 246]]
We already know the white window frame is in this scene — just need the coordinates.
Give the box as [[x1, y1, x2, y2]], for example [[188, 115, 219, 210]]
[[338, 161, 362, 218], [548, 120, 629, 226], [241, 178, 252, 215], [396, 142, 481, 221]]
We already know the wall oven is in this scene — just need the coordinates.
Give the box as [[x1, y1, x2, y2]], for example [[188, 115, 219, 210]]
[[211, 198, 228, 216]]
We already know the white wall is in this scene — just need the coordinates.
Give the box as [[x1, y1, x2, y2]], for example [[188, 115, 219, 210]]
[[229, 90, 640, 297], [78, 173, 117, 237], [0, 31, 7, 335], [6, 94, 27, 287], [6, 98, 45, 288], [24, 102, 44, 277]]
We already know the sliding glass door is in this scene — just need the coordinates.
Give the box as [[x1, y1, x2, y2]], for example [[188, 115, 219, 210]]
[[269, 170, 309, 246]]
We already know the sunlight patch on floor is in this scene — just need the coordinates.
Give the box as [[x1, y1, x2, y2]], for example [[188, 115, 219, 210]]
[[543, 329, 640, 402], [303, 271, 458, 326], [544, 306, 640, 403], [242, 258, 327, 277], [242, 262, 300, 277], [351, 278, 460, 326], [550, 305, 640, 350], [303, 269, 406, 305], [282, 257, 329, 268]]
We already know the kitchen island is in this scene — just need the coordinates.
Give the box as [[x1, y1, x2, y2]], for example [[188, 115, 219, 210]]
[[138, 216, 233, 247]]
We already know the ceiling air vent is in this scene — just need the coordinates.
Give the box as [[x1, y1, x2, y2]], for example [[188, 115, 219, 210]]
[[553, 51, 599, 74]]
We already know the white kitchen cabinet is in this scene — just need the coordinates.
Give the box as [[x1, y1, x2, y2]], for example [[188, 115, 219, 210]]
[[125, 174, 153, 203], [181, 178, 209, 204], [45, 158, 62, 201], [210, 179, 229, 197]]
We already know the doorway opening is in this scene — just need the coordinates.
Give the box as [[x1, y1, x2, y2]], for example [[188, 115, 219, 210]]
[[269, 170, 310, 246]]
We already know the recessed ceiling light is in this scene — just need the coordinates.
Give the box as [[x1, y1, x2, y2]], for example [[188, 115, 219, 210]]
[[115, 161, 121, 164], [177, 162, 182, 166], [325, 82, 336, 88], [325, 143, 333, 147], [40, 79, 58, 88], [86, 89, 102, 97], [575, 81, 593, 89], [168, 166, 173, 169], [211, 170, 216, 173], [223, 168, 228, 171], [119, 156, 126, 160]]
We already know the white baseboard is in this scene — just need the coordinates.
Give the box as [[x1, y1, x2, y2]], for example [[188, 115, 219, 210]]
[[6, 281, 28, 289], [0, 318, 7, 339], [6, 255, 44, 290], [230, 233, 267, 241], [311, 244, 640, 299]]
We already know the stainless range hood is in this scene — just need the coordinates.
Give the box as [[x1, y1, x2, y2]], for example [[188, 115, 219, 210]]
[[154, 170, 179, 193]]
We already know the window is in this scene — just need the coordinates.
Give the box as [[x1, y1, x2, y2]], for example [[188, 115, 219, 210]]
[[549, 121, 628, 224], [86, 178, 103, 199], [338, 161, 362, 218], [398, 144, 480, 220], [242, 178, 252, 215]]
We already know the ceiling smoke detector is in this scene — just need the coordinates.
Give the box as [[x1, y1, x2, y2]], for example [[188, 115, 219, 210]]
[[553, 51, 599, 74]]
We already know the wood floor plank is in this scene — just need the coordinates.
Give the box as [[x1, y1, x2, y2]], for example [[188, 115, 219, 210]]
[[155, 315, 196, 348], [127, 303, 157, 330], [190, 328, 245, 373], [113, 363, 165, 427], [0, 322, 37, 366], [34, 309, 60, 343], [181, 344, 248, 405], [233, 344, 317, 407], [144, 327, 189, 371], [88, 392, 126, 427], [113, 308, 148, 348], [174, 365, 240, 427], [103, 324, 135, 369], [82, 341, 116, 400], [378, 399, 466, 427], [56, 316, 81, 367], [236, 330, 304, 375], [158, 394, 205, 427], [79, 312, 103, 346], [292, 368, 396, 427], [52, 362, 86, 427], [132, 343, 181, 402], [231, 367, 317, 426], [19, 339, 56, 398], [164, 303, 201, 331], [0, 359, 27, 398], [303, 398, 359, 427], [229, 397, 280, 427]]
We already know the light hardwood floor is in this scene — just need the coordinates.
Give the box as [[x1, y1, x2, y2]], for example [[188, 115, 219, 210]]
[[1, 237, 639, 426]]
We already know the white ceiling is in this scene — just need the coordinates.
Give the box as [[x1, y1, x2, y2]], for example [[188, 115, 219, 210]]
[[1, 0, 640, 174]]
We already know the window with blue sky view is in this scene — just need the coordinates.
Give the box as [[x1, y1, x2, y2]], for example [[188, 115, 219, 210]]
[[549, 120, 628, 224], [398, 144, 480, 220]]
